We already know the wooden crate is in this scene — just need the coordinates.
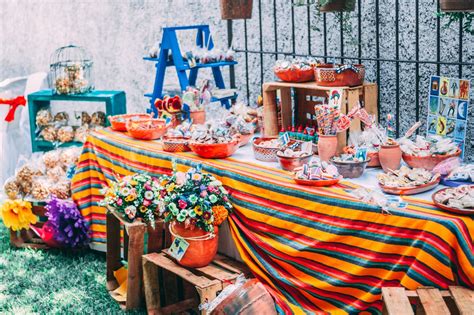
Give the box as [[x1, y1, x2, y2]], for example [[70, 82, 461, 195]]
[[106, 211, 166, 310], [382, 286, 473, 315], [142, 251, 251, 315], [9, 203, 48, 249], [262, 81, 378, 152]]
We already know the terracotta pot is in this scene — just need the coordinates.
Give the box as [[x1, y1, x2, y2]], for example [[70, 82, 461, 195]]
[[190, 110, 206, 125], [317, 135, 338, 162], [367, 151, 381, 167], [319, 0, 355, 12], [440, 0, 474, 12], [170, 222, 218, 268], [379, 144, 402, 172], [220, 0, 253, 19]]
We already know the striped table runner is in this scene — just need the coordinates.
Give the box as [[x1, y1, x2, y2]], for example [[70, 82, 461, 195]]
[[72, 129, 473, 314]]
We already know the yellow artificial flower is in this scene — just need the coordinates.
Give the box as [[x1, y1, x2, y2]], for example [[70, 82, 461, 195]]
[[130, 180, 138, 186], [194, 205, 203, 216], [125, 194, 136, 202], [212, 205, 228, 226], [0, 199, 38, 231], [160, 179, 168, 186], [166, 183, 176, 193], [139, 205, 147, 213]]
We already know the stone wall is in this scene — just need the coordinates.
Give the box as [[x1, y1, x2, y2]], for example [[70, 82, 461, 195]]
[[1, 0, 472, 159]]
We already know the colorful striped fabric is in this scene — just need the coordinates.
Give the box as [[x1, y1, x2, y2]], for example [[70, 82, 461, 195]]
[[72, 129, 473, 314]]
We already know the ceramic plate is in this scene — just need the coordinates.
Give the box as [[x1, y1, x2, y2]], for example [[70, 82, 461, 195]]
[[432, 186, 474, 216], [379, 177, 440, 195]]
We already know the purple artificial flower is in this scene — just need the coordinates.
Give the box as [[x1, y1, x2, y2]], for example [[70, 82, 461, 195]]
[[45, 196, 91, 248]]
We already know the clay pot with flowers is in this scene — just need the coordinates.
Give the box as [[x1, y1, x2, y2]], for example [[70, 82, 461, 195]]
[[99, 173, 163, 228], [160, 168, 232, 268]]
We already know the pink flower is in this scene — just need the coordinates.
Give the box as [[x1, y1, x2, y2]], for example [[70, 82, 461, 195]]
[[143, 199, 151, 206], [200, 190, 208, 198], [144, 183, 152, 190], [223, 196, 228, 202], [178, 200, 187, 209], [176, 172, 187, 186], [117, 198, 123, 206], [160, 190, 167, 198], [208, 186, 217, 193]]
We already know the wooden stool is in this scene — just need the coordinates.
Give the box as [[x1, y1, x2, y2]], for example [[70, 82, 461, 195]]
[[382, 286, 473, 315], [106, 211, 165, 310], [142, 251, 251, 315], [9, 202, 48, 249]]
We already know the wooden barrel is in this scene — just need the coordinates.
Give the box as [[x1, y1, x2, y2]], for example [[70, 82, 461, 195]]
[[220, 0, 253, 20], [440, 0, 474, 12]]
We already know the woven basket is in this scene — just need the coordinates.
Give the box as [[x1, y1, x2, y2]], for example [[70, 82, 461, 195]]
[[252, 137, 280, 162], [162, 136, 190, 153]]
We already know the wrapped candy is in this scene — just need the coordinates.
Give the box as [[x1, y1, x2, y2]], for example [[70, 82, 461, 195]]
[[57, 126, 75, 142], [91, 111, 106, 126], [49, 181, 71, 199], [31, 177, 50, 200], [74, 124, 89, 143], [43, 150, 61, 169], [399, 135, 458, 156], [3, 178, 20, 199], [36, 109, 53, 127], [54, 112, 69, 123], [40, 126, 57, 142]]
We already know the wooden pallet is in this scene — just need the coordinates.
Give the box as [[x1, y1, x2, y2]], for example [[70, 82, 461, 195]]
[[106, 211, 166, 310], [9, 204, 48, 249], [142, 251, 251, 315], [262, 81, 378, 153], [382, 286, 473, 315]]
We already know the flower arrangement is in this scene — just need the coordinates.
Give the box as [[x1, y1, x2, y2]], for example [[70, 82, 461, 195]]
[[160, 168, 232, 232], [0, 199, 37, 231], [99, 173, 163, 227], [45, 197, 90, 248]]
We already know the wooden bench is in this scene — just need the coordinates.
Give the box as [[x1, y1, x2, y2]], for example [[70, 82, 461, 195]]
[[106, 211, 165, 310], [382, 286, 473, 315], [142, 251, 251, 315]]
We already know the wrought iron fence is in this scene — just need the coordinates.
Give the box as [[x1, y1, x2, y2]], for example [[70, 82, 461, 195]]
[[226, 0, 473, 144]]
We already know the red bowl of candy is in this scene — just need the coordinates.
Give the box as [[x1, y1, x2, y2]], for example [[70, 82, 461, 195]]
[[162, 136, 191, 152], [402, 149, 462, 171], [315, 64, 365, 87], [188, 140, 240, 159], [108, 114, 152, 131], [274, 67, 315, 83], [126, 118, 168, 140]]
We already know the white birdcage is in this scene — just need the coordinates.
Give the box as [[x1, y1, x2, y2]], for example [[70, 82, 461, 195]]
[[49, 45, 94, 95]]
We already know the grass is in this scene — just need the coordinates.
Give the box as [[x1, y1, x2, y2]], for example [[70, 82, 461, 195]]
[[0, 223, 145, 314]]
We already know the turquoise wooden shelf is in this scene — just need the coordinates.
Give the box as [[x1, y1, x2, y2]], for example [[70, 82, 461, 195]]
[[28, 89, 126, 152]]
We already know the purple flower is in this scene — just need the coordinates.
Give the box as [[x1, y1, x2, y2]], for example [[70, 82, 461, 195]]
[[200, 184, 207, 191], [45, 197, 90, 248]]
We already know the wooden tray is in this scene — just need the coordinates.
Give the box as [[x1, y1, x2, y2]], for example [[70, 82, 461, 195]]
[[432, 186, 474, 216], [294, 176, 342, 187], [379, 177, 440, 195]]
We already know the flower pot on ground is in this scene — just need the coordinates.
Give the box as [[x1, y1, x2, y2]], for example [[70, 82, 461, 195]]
[[379, 143, 402, 172], [440, 0, 474, 12], [319, 0, 355, 12], [220, 0, 253, 19], [160, 168, 233, 268], [317, 134, 338, 162]]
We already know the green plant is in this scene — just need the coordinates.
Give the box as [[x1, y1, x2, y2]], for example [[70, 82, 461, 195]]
[[438, 12, 474, 35]]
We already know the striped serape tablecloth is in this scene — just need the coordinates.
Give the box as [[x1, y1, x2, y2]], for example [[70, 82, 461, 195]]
[[71, 129, 473, 314]]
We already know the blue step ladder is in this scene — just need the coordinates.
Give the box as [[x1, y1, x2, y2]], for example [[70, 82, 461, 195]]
[[144, 25, 238, 116]]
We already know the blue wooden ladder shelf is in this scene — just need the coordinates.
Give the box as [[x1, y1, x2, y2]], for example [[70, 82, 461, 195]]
[[144, 25, 238, 115]]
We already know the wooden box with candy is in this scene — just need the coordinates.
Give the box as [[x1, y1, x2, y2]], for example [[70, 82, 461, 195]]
[[262, 81, 378, 153]]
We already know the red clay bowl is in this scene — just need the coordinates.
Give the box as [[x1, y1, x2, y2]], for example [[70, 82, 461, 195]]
[[367, 151, 381, 167], [402, 149, 461, 171], [432, 186, 474, 216], [239, 133, 253, 147], [188, 140, 240, 159], [315, 64, 365, 87], [294, 176, 342, 187], [108, 114, 152, 132], [274, 67, 315, 83], [379, 176, 440, 196], [162, 136, 190, 152], [277, 152, 313, 171], [126, 119, 168, 140]]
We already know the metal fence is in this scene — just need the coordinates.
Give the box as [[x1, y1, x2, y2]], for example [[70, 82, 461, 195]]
[[226, 0, 473, 140]]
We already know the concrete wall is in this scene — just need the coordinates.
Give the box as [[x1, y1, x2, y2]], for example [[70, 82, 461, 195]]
[[1, 0, 472, 159]]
